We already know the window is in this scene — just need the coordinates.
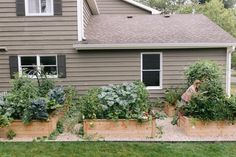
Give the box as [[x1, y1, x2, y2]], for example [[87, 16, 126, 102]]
[[141, 53, 162, 89], [18, 55, 58, 78], [25, 0, 54, 16]]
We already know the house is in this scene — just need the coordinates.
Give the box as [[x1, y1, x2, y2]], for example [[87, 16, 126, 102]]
[[0, 0, 235, 100]]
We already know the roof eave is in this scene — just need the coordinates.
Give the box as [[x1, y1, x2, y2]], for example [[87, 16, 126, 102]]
[[74, 43, 236, 50], [86, 0, 100, 15], [122, 0, 161, 14]]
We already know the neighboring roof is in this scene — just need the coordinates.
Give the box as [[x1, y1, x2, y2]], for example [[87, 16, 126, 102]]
[[122, 0, 160, 14], [74, 14, 236, 49]]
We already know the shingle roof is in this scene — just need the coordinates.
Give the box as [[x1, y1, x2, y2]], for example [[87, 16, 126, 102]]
[[84, 14, 236, 44]]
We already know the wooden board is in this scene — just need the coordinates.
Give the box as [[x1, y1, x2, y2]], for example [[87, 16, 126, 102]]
[[83, 119, 156, 139], [179, 114, 236, 136]]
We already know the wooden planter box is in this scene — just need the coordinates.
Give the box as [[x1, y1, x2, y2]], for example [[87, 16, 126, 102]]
[[83, 119, 156, 139], [179, 114, 236, 136], [0, 113, 61, 138], [163, 102, 176, 117]]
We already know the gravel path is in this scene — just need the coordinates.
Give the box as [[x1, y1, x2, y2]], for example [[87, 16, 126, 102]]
[[2, 118, 236, 142]]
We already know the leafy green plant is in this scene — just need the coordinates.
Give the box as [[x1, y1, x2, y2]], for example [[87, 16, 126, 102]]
[[164, 88, 183, 105], [6, 130, 16, 140], [98, 81, 150, 120], [79, 81, 151, 121], [0, 94, 13, 127], [182, 60, 236, 121], [38, 78, 55, 97], [22, 98, 49, 124], [48, 121, 64, 140], [5, 75, 39, 119], [184, 60, 222, 86], [78, 88, 103, 119]]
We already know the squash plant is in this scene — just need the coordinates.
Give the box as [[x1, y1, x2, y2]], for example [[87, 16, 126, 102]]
[[79, 81, 151, 121]]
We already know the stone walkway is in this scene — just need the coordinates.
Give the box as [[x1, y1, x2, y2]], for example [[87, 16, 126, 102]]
[[2, 118, 236, 142]]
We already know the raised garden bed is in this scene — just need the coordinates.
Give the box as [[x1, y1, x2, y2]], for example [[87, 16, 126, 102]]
[[83, 119, 156, 139], [163, 102, 176, 117], [0, 113, 62, 138], [178, 114, 236, 137]]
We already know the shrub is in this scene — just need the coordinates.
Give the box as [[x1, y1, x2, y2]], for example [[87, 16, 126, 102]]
[[183, 94, 236, 121], [184, 60, 222, 86], [182, 60, 236, 121], [164, 88, 183, 105]]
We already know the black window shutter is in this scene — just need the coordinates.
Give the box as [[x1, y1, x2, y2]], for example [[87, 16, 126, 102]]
[[16, 0, 25, 16], [54, 0, 62, 16], [57, 55, 66, 78], [9, 56, 19, 79]]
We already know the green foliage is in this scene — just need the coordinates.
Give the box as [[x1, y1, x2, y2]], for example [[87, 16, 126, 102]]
[[184, 94, 236, 121], [5, 75, 39, 119], [79, 81, 151, 121], [48, 121, 64, 140], [184, 60, 222, 86], [0, 74, 64, 125], [38, 78, 55, 97], [98, 81, 149, 120], [182, 60, 236, 121], [6, 130, 16, 140], [78, 88, 103, 119], [0, 94, 13, 127], [165, 88, 183, 105], [22, 98, 49, 124], [177, 0, 236, 38]]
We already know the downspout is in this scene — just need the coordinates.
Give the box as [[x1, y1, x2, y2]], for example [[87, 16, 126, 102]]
[[77, 0, 84, 41], [226, 46, 235, 96]]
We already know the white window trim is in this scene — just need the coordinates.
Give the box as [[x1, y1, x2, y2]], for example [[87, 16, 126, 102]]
[[18, 55, 58, 78], [141, 52, 163, 90], [25, 0, 54, 16]]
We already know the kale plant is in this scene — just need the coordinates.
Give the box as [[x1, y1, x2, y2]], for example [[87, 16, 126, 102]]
[[23, 98, 49, 124]]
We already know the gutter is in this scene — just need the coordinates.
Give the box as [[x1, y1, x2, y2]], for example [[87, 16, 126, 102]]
[[226, 46, 236, 96], [73, 43, 236, 50]]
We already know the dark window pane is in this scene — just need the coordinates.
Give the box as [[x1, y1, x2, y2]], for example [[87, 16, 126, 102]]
[[22, 67, 37, 75], [40, 56, 56, 65], [21, 56, 37, 65], [142, 71, 160, 86], [143, 54, 160, 70], [41, 66, 57, 75]]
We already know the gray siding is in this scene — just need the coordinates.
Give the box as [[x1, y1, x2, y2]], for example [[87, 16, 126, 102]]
[[66, 49, 226, 100], [83, 0, 92, 28], [96, 0, 150, 14], [0, 0, 78, 91]]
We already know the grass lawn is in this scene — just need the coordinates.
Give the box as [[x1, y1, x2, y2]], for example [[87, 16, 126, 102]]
[[0, 142, 236, 157]]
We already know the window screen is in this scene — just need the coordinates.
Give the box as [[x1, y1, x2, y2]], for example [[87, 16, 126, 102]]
[[142, 54, 161, 87]]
